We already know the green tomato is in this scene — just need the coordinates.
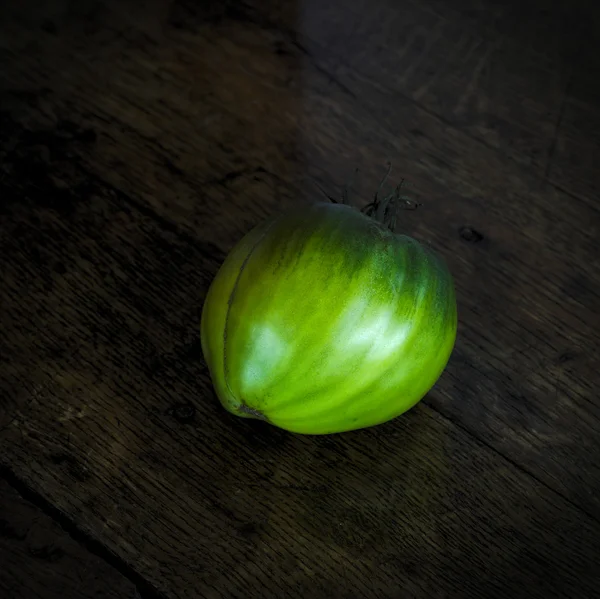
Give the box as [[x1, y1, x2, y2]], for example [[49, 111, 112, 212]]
[[201, 201, 457, 435]]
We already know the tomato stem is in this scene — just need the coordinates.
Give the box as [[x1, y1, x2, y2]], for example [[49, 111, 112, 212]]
[[360, 162, 421, 233], [317, 162, 421, 233]]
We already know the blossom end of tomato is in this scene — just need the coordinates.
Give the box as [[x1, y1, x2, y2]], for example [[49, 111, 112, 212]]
[[236, 402, 269, 422]]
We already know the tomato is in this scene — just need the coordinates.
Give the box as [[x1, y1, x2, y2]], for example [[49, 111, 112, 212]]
[[201, 199, 457, 435]]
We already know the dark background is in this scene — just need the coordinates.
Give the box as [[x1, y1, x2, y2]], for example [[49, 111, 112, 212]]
[[1, 0, 599, 598]]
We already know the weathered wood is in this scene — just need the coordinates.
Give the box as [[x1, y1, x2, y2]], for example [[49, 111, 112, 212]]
[[2, 124, 600, 598], [1, 0, 600, 597], [0, 475, 136, 599], [547, 35, 600, 202], [252, 0, 596, 177], [284, 0, 584, 173], [1, 0, 599, 520]]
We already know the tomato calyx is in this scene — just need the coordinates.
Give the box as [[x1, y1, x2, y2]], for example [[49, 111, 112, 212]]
[[360, 163, 422, 233], [318, 162, 422, 234]]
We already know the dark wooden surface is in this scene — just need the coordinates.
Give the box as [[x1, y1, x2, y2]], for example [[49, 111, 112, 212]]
[[0, 473, 136, 599], [1, 0, 599, 597]]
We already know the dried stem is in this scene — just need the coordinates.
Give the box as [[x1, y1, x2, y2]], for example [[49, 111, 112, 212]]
[[360, 163, 421, 233], [314, 163, 421, 233]]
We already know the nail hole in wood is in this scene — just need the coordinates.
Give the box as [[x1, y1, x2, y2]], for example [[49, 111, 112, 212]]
[[459, 226, 484, 243]]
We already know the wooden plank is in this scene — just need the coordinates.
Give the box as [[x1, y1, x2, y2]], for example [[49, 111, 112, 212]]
[[254, 0, 585, 173], [1, 0, 599, 522], [0, 0, 307, 243], [547, 35, 600, 203], [381, 0, 591, 56], [0, 475, 136, 599], [2, 178, 600, 597]]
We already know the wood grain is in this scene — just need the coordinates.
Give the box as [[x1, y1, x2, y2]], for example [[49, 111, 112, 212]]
[[0, 475, 136, 599], [2, 104, 600, 599], [2, 0, 599, 518], [250, 0, 590, 172], [1, 0, 600, 597], [547, 35, 600, 204]]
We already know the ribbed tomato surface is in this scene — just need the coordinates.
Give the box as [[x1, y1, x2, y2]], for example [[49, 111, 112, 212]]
[[201, 201, 456, 434]]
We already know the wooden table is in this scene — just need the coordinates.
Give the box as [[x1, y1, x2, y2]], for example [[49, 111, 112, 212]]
[[2, 0, 599, 597]]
